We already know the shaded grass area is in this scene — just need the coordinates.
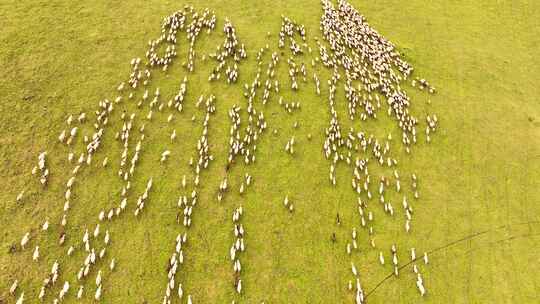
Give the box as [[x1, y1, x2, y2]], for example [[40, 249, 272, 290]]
[[1, 0, 539, 303]]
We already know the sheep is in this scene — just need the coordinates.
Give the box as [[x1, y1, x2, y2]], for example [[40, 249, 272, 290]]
[[95, 285, 102, 300], [351, 262, 358, 276], [108, 209, 114, 220], [52, 260, 59, 274], [83, 229, 89, 243], [178, 283, 183, 299], [78, 113, 86, 123], [110, 258, 116, 271], [21, 232, 30, 249], [423, 252, 429, 264], [236, 279, 242, 294], [99, 248, 106, 259], [16, 190, 24, 203], [379, 252, 385, 265], [33, 246, 40, 261], [77, 286, 84, 299], [70, 127, 78, 137], [10, 279, 18, 295], [230, 246, 236, 260], [94, 224, 100, 238], [104, 230, 110, 245], [60, 281, 70, 299], [16, 292, 24, 304], [42, 220, 50, 231], [96, 270, 102, 286], [161, 150, 171, 162], [58, 130, 67, 143], [39, 286, 46, 300], [416, 280, 426, 296], [239, 183, 245, 194]]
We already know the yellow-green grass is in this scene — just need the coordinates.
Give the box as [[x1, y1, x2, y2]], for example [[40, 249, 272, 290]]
[[1, 0, 539, 303]]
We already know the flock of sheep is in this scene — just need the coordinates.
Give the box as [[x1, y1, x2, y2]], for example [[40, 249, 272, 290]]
[[7, 1, 439, 303]]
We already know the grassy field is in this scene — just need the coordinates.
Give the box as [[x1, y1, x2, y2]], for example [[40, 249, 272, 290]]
[[1, 0, 539, 303]]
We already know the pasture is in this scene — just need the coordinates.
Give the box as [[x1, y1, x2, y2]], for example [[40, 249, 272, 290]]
[[1, 0, 539, 303]]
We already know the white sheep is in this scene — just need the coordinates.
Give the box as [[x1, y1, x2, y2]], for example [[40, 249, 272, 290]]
[[416, 280, 426, 296], [16, 292, 24, 304], [178, 283, 183, 299], [21, 233, 30, 249], [96, 270, 102, 286], [77, 286, 84, 299], [39, 286, 46, 300], [95, 285, 102, 300], [10, 279, 18, 295], [16, 190, 24, 202], [161, 150, 171, 162], [236, 279, 242, 294], [33, 246, 40, 261]]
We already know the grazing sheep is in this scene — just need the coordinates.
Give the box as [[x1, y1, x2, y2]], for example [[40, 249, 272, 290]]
[[96, 270, 102, 286], [77, 286, 84, 299], [161, 150, 171, 162], [16, 292, 24, 304], [351, 262, 358, 276], [16, 190, 24, 202], [416, 280, 426, 296], [236, 279, 242, 294], [10, 279, 18, 295], [178, 283, 183, 299], [42, 220, 50, 231], [33, 246, 40, 261], [21, 232, 30, 249], [95, 285, 102, 300], [94, 224, 100, 238], [39, 286, 46, 300]]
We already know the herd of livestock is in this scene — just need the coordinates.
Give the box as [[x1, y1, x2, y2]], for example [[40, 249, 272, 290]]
[[6, 1, 439, 303]]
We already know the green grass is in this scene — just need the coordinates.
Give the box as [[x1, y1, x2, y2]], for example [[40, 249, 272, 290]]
[[1, 0, 540, 303]]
